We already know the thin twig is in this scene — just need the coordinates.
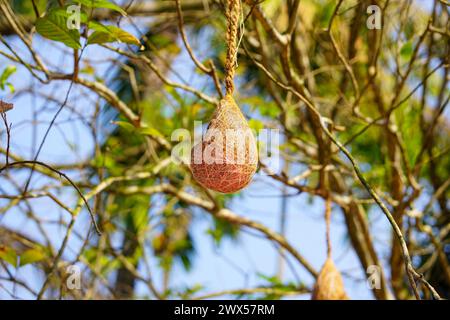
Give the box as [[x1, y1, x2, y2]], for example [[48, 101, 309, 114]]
[[0, 112, 11, 166], [175, 0, 223, 97], [0, 161, 101, 235]]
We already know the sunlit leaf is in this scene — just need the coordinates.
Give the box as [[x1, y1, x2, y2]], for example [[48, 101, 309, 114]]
[[88, 24, 140, 45], [0, 66, 16, 93], [139, 127, 164, 138], [0, 246, 18, 267], [75, 0, 127, 16], [19, 248, 46, 266], [36, 9, 81, 49], [248, 119, 264, 132]]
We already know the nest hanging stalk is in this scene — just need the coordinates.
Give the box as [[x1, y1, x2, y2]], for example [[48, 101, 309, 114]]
[[311, 197, 349, 300], [190, 0, 258, 193]]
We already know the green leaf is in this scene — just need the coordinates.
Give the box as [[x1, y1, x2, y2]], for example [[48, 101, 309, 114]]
[[400, 41, 413, 60], [0, 246, 18, 267], [139, 126, 164, 138], [19, 248, 46, 266], [257, 272, 283, 286], [113, 120, 163, 139], [248, 119, 264, 132], [0, 66, 17, 85], [75, 0, 127, 16], [36, 10, 81, 49], [87, 20, 109, 32], [50, 7, 87, 21], [113, 120, 135, 132], [12, 0, 46, 16], [87, 24, 140, 45], [0, 66, 17, 91], [317, 1, 334, 28], [80, 64, 95, 75], [5, 83, 15, 93]]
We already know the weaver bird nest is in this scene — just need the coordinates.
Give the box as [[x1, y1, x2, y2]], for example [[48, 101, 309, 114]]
[[190, 95, 258, 193]]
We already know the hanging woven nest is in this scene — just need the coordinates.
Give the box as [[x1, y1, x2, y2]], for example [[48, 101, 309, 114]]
[[190, 0, 258, 193]]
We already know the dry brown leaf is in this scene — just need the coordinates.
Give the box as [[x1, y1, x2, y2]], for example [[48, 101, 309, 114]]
[[0, 100, 13, 113]]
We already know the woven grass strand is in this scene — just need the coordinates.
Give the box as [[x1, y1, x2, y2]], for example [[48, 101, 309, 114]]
[[224, 0, 240, 95]]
